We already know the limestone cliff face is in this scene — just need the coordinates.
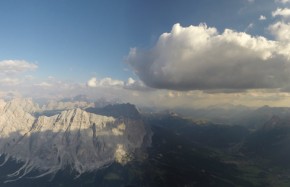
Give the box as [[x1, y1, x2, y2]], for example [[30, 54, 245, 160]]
[[5, 98, 40, 113], [0, 99, 35, 137], [0, 99, 149, 181]]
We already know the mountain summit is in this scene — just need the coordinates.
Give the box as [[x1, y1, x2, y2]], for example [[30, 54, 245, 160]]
[[0, 99, 149, 182]]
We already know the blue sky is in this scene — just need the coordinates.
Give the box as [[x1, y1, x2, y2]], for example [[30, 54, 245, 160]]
[[0, 0, 274, 81], [1, 0, 290, 108]]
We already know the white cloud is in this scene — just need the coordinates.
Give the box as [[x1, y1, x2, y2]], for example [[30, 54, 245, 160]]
[[3, 76, 290, 109], [272, 8, 290, 18], [24, 75, 34, 80], [87, 77, 150, 91], [275, 0, 290, 4], [100, 77, 124, 87], [126, 77, 136, 85], [245, 23, 254, 32], [0, 60, 37, 74], [87, 77, 124, 88], [127, 23, 290, 91], [34, 82, 53, 87], [0, 78, 21, 85], [124, 77, 151, 91], [87, 77, 98, 87], [269, 21, 290, 41], [259, 15, 267, 20], [0, 60, 37, 87]]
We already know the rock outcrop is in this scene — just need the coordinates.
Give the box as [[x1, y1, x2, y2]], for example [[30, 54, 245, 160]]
[[0, 99, 149, 182]]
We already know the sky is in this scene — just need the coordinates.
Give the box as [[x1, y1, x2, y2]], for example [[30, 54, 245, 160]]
[[1, 0, 290, 108]]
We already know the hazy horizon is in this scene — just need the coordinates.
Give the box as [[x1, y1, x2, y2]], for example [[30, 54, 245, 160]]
[[1, 0, 290, 109]]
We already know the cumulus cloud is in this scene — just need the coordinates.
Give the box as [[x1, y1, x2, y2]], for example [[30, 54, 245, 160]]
[[272, 8, 290, 18], [127, 77, 135, 85], [87, 77, 124, 88], [127, 23, 290, 91], [269, 21, 290, 41], [87, 77, 150, 91], [259, 15, 267, 20], [87, 77, 98, 87], [124, 77, 151, 91], [99, 77, 124, 87], [0, 60, 37, 74]]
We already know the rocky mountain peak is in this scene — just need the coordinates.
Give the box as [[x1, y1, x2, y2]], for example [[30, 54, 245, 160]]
[[0, 99, 150, 182], [5, 98, 40, 113]]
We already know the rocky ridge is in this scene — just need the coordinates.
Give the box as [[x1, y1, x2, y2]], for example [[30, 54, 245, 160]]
[[0, 99, 149, 182]]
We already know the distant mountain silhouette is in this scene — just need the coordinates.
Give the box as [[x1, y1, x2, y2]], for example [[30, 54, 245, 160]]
[[86, 103, 141, 119]]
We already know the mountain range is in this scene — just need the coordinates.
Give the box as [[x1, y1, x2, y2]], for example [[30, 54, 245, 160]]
[[2, 98, 290, 186], [0, 98, 149, 183]]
